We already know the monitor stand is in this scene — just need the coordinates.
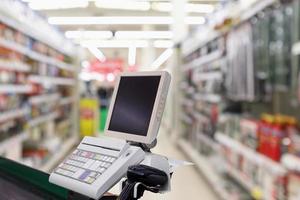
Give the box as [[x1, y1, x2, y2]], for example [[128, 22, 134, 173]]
[[129, 139, 157, 152]]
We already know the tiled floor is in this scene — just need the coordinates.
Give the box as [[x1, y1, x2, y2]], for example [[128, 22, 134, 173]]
[[141, 129, 218, 200]]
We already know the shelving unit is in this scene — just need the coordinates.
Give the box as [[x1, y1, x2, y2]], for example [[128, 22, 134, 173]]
[[0, 84, 33, 94], [0, 132, 27, 155], [29, 93, 60, 105], [28, 75, 76, 86], [178, 139, 230, 200], [40, 136, 78, 172], [282, 154, 300, 172], [216, 133, 286, 175], [0, 59, 31, 72], [176, 0, 300, 199], [0, 107, 30, 123], [28, 112, 59, 127], [0, 1, 79, 172]]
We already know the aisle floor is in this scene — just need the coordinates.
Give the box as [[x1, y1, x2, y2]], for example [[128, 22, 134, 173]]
[[141, 129, 218, 200]]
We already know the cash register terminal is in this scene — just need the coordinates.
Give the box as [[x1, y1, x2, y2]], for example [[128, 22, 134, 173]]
[[49, 71, 171, 199]]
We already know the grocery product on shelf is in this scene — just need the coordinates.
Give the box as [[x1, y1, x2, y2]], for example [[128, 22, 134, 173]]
[[0, 5, 78, 171], [179, 0, 300, 199]]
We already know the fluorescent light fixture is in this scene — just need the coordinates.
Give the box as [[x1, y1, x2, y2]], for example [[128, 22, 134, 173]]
[[28, 0, 89, 10], [79, 72, 105, 82], [185, 17, 206, 25], [115, 31, 173, 39], [95, 0, 150, 11], [87, 47, 106, 62], [81, 40, 149, 48], [151, 2, 172, 12], [153, 40, 174, 48], [151, 48, 173, 68], [152, 2, 214, 13], [48, 16, 205, 25], [65, 31, 113, 39], [128, 46, 136, 66], [186, 4, 215, 13]]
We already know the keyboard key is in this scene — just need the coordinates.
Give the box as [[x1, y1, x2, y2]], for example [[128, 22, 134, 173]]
[[56, 168, 69, 176], [94, 154, 102, 160], [66, 160, 83, 167], [73, 169, 85, 179], [89, 172, 100, 178], [104, 163, 111, 168], [84, 177, 96, 184], [90, 161, 101, 170], [97, 167, 105, 173], [79, 170, 91, 180], [83, 159, 95, 168]]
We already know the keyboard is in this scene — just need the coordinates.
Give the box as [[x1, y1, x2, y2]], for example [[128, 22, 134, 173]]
[[49, 136, 145, 199], [54, 149, 117, 185]]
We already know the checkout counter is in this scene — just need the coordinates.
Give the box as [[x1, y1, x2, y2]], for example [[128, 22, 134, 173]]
[[0, 157, 118, 200]]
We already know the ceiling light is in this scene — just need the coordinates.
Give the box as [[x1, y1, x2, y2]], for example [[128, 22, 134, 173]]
[[115, 31, 173, 39], [153, 40, 174, 48], [151, 2, 172, 12], [87, 47, 106, 62], [48, 16, 205, 25], [128, 46, 136, 66], [65, 31, 113, 39], [151, 48, 173, 68], [152, 2, 214, 14], [95, 0, 150, 11], [81, 40, 149, 48], [27, 0, 89, 10], [185, 17, 206, 25], [186, 4, 215, 13]]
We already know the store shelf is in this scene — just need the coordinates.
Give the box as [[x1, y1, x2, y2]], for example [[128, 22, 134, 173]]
[[181, 98, 194, 107], [182, 0, 276, 58], [29, 93, 60, 105], [193, 112, 209, 122], [193, 71, 222, 82], [0, 60, 31, 72], [0, 1, 75, 56], [0, 84, 33, 94], [0, 132, 27, 154], [40, 136, 78, 172], [0, 38, 75, 72], [0, 107, 30, 123], [183, 50, 223, 71], [216, 133, 286, 175], [282, 154, 300, 172], [181, 114, 193, 124], [196, 133, 220, 151], [60, 96, 75, 106], [178, 139, 231, 200], [182, 30, 222, 57], [239, 0, 277, 23], [28, 75, 76, 86], [225, 164, 262, 199], [28, 112, 59, 127], [193, 93, 221, 104]]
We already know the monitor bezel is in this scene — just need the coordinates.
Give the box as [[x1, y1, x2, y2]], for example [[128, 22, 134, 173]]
[[104, 71, 169, 144]]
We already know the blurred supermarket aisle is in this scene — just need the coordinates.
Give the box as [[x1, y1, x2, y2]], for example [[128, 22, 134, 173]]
[[142, 127, 217, 200]]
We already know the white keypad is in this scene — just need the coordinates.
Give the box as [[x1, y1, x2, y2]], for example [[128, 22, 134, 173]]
[[54, 149, 117, 184]]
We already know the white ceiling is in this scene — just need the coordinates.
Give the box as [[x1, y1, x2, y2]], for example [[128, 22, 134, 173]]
[[21, 0, 221, 68]]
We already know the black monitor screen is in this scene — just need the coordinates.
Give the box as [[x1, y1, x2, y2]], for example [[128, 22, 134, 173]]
[[108, 76, 161, 136]]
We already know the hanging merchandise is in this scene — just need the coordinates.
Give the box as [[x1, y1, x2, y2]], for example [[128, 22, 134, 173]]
[[269, 4, 294, 91], [226, 23, 255, 102], [251, 11, 272, 101]]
